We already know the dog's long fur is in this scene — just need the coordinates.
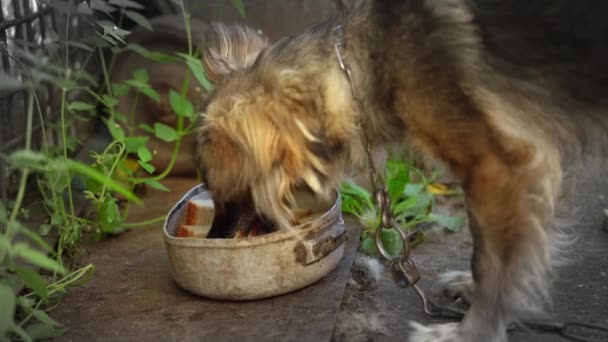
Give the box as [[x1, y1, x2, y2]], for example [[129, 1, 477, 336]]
[[196, 1, 608, 341]]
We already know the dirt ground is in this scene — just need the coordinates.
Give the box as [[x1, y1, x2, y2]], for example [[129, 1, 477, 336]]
[[333, 171, 608, 342]]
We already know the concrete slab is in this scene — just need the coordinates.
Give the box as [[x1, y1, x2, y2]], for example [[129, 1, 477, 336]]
[[52, 178, 361, 342], [334, 173, 608, 342]]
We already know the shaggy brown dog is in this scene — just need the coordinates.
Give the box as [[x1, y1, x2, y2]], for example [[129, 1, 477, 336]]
[[110, 16, 268, 176], [196, 1, 608, 341]]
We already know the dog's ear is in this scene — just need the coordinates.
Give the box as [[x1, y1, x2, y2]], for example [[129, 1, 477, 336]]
[[203, 23, 269, 83], [197, 117, 250, 201]]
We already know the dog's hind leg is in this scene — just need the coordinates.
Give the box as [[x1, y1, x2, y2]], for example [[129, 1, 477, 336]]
[[409, 138, 560, 341]]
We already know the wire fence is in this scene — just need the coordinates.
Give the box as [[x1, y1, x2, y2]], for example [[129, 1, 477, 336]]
[[0, 0, 100, 204]]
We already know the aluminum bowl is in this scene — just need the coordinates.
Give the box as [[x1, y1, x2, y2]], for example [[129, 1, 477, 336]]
[[163, 184, 346, 300]]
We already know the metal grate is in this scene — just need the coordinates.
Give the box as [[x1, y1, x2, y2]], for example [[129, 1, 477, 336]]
[[0, 0, 93, 203], [0, 0, 176, 204]]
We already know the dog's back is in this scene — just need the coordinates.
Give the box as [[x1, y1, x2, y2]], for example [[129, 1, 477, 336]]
[[471, 0, 608, 161]]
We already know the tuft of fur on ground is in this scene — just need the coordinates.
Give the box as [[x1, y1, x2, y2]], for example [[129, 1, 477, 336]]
[[333, 255, 387, 342], [349, 254, 385, 290]]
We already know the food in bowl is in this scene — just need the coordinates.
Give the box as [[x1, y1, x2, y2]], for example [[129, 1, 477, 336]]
[[176, 195, 320, 239]]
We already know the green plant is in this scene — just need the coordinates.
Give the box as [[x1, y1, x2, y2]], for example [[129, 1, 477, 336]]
[[1, 0, 246, 340], [340, 155, 464, 257]]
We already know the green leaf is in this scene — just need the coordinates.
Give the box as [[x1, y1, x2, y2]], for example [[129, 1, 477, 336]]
[[97, 19, 131, 43], [0, 201, 6, 222], [177, 53, 213, 91], [40, 223, 52, 236], [410, 229, 427, 247], [0, 284, 16, 337], [154, 123, 178, 142], [91, 0, 117, 14], [404, 183, 425, 197], [113, 111, 129, 124], [109, 0, 144, 9], [124, 136, 149, 154], [428, 213, 464, 232], [10, 324, 32, 342], [32, 310, 61, 327], [136, 146, 152, 163], [340, 196, 365, 217], [0, 276, 20, 294], [98, 198, 124, 234], [64, 40, 95, 52], [386, 159, 410, 205], [25, 323, 67, 340], [6, 150, 47, 171], [137, 85, 160, 103], [10, 222, 52, 251], [46, 167, 70, 194], [123, 79, 148, 90], [112, 82, 130, 97], [14, 267, 49, 300], [143, 179, 169, 192], [99, 199, 119, 225], [138, 123, 154, 134], [231, 0, 246, 17], [133, 69, 149, 82], [68, 101, 95, 112], [124, 10, 152, 31], [359, 210, 380, 232], [101, 94, 119, 109], [381, 228, 403, 257], [18, 296, 35, 310], [0, 237, 7, 272], [340, 181, 373, 208], [127, 44, 179, 63], [137, 161, 155, 174], [61, 159, 141, 204], [13, 244, 65, 274], [106, 118, 125, 141], [392, 196, 419, 217], [169, 89, 194, 118], [359, 234, 378, 256]]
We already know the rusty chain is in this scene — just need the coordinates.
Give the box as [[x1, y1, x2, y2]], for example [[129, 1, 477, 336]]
[[332, 23, 608, 342]]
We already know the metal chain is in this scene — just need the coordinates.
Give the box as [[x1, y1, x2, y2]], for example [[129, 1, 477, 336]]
[[332, 25, 385, 192], [332, 23, 608, 342]]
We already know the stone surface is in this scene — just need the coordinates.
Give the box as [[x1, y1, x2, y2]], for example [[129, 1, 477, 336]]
[[334, 172, 608, 342], [52, 178, 361, 342]]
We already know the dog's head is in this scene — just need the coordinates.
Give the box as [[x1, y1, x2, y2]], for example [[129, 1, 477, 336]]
[[197, 24, 362, 237]]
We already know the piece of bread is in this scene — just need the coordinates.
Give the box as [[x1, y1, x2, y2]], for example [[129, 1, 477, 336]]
[[176, 224, 211, 238], [184, 198, 214, 226]]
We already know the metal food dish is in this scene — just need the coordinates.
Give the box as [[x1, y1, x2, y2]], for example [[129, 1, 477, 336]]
[[163, 184, 346, 301]]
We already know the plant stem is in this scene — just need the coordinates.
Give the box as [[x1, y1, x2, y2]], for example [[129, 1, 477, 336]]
[[180, 1, 193, 55], [7, 91, 35, 238], [122, 215, 166, 228], [60, 5, 75, 224], [97, 141, 125, 202], [60, 89, 76, 219], [128, 92, 140, 136], [131, 73, 191, 184], [98, 47, 114, 117]]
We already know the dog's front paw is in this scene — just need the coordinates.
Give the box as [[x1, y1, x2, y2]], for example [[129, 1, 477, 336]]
[[438, 270, 474, 305], [408, 322, 462, 342]]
